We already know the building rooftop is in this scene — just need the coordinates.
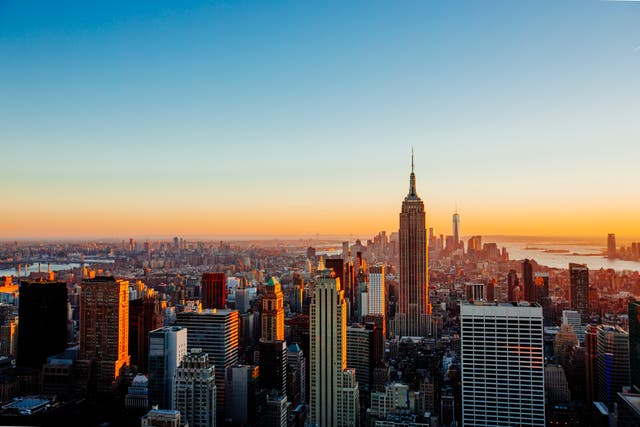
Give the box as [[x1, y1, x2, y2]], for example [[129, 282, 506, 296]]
[[288, 343, 301, 353], [2, 396, 51, 415], [462, 301, 541, 308], [82, 276, 116, 282], [618, 393, 640, 418], [199, 308, 237, 315]]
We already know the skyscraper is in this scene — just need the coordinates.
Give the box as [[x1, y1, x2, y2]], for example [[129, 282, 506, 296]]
[[201, 273, 226, 309], [596, 325, 630, 409], [522, 259, 535, 303], [261, 277, 284, 341], [584, 324, 598, 404], [461, 301, 545, 426], [607, 233, 617, 259], [629, 300, 640, 392], [17, 280, 67, 369], [507, 269, 519, 302], [79, 276, 130, 393], [367, 266, 385, 317], [129, 295, 164, 373], [452, 210, 461, 250], [393, 152, 431, 337], [148, 326, 188, 409], [569, 263, 590, 323], [259, 339, 287, 397], [309, 273, 359, 427], [175, 309, 239, 421], [347, 323, 375, 394], [173, 348, 216, 427], [367, 265, 386, 337], [226, 364, 261, 426], [287, 343, 306, 407]]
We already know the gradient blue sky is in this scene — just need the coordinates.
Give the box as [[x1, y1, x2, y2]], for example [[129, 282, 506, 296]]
[[1, 0, 639, 239]]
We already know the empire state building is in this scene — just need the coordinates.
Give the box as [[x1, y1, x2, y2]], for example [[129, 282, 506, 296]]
[[392, 153, 432, 337]]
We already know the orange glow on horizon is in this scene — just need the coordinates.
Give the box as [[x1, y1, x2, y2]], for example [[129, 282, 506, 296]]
[[2, 200, 639, 240]]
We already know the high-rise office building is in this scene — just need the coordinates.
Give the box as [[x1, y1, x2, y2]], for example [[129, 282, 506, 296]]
[[562, 310, 585, 343], [265, 393, 288, 427], [287, 343, 306, 407], [261, 277, 284, 341], [226, 364, 261, 426], [569, 263, 590, 322], [175, 309, 238, 420], [585, 324, 598, 404], [129, 296, 164, 373], [325, 258, 349, 318], [596, 325, 630, 408], [309, 274, 359, 427], [79, 277, 130, 393], [507, 269, 519, 302], [534, 272, 552, 325], [522, 259, 535, 303], [367, 265, 385, 319], [17, 280, 67, 369], [291, 273, 305, 314], [629, 300, 640, 392], [201, 273, 226, 309], [259, 339, 287, 397], [347, 324, 375, 394], [607, 233, 617, 259], [461, 301, 545, 426], [393, 153, 431, 337], [452, 210, 461, 249], [148, 326, 188, 409], [173, 348, 216, 427]]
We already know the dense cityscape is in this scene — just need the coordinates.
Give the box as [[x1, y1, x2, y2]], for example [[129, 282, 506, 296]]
[[3, 2, 640, 426], [0, 163, 639, 426]]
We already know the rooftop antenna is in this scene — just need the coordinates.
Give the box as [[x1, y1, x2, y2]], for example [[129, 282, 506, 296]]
[[411, 146, 414, 173]]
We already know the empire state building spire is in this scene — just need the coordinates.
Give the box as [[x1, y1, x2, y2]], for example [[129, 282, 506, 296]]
[[407, 148, 419, 200]]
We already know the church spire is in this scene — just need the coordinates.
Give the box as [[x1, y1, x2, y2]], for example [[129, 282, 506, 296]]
[[409, 147, 417, 197]]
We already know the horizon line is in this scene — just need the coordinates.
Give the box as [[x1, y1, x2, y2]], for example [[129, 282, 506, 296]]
[[1, 233, 637, 243]]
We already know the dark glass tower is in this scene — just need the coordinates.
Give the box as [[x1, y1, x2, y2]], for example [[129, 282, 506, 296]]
[[17, 280, 68, 369], [522, 259, 535, 303], [629, 300, 640, 393], [201, 272, 226, 309], [569, 263, 589, 323]]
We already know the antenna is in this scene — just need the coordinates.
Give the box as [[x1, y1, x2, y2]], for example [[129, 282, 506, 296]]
[[411, 146, 414, 173]]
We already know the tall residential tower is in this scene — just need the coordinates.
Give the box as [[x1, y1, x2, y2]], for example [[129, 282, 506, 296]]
[[79, 277, 130, 393]]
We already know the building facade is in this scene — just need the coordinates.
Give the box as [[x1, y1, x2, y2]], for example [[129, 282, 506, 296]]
[[569, 263, 590, 322], [461, 302, 545, 426], [79, 277, 130, 393], [261, 277, 285, 341], [175, 309, 238, 420], [201, 272, 226, 309], [173, 348, 216, 427], [148, 326, 188, 409], [309, 274, 359, 427], [595, 325, 629, 408]]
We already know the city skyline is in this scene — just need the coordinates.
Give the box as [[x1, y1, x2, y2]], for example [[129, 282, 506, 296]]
[[2, 1, 640, 239]]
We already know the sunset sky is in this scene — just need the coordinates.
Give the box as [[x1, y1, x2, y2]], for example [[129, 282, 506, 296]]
[[1, 1, 639, 239]]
